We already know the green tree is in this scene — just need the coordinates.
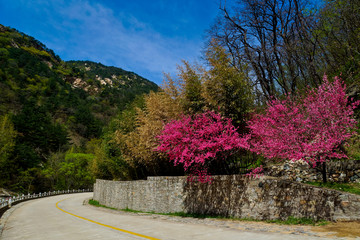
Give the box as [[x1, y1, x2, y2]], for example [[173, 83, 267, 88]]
[[178, 61, 205, 114], [72, 105, 102, 139], [317, 0, 360, 85], [0, 114, 17, 185], [59, 152, 95, 189], [203, 40, 254, 131], [12, 101, 68, 159], [42, 151, 66, 190], [162, 42, 254, 131], [0, 114, 16, 163], [17, 167, 41, 194], [86, 138, 133, 181]]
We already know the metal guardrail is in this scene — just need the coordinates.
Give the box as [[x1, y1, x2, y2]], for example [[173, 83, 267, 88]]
[[0, 189, 92, 218]]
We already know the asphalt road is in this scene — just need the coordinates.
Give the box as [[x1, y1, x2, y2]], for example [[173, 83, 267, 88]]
[[0, 193, 333, 240]]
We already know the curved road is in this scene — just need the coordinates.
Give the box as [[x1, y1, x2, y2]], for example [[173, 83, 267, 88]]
[[0, 193, 332, 240]]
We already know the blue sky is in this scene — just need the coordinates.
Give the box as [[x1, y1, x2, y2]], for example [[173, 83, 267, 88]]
[[0, 0, 220, 85]]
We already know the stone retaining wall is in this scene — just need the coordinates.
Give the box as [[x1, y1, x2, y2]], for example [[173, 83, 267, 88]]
[[93, 175, 360, 221], [93, 177, 185, 213]]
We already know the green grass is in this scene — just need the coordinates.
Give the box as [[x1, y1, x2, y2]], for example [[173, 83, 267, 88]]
[[88, 199, 118, 210], [88, 199, 328, 226], [305, 182, 360, 195]]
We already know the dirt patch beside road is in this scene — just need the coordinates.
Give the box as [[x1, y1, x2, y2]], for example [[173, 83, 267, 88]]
[[314, 221, 360, 238]]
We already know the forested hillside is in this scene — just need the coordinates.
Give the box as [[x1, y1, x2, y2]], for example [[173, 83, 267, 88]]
[[0, 24, 158, 192]]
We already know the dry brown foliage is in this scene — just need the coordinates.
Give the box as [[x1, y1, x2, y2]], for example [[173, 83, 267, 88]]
[[115, 91, 183, 174]]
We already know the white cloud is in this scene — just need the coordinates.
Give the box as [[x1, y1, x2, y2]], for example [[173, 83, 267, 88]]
[[25, 0, 203, 83]]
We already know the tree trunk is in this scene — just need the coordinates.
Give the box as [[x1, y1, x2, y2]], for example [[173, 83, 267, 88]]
[[322, 161, 327, 183]]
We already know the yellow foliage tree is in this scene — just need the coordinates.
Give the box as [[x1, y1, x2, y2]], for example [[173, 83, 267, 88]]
[[115, 91, 183, 176]]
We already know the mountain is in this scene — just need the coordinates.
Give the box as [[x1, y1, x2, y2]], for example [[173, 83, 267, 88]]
[[67, 60, 155, 92], [0, 23, 157, 133], [0, 24, 158, 191], [65, 60, 158, 104]]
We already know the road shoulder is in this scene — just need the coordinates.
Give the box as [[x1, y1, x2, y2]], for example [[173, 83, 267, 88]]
[[0, 201, 26, 237], [84, 199, 344, 239]]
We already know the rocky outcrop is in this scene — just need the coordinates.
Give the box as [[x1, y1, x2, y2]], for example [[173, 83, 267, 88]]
[[265, 160, 360, 183]]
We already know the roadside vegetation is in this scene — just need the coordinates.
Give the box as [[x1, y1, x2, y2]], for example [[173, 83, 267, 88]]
[[305, 182, 360, 195]]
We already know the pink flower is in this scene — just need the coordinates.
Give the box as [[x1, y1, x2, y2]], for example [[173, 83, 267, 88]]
[[247, 75, 359, 166], [156, 111, 249, 182]]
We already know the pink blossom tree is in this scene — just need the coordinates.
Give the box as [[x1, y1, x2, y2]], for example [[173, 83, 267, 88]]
[[156, 111, 249, 182], [247, 75, 359, 182]]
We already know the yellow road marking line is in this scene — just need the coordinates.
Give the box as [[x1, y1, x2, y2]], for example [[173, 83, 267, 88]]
[[56, 198, 160, 240]]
